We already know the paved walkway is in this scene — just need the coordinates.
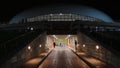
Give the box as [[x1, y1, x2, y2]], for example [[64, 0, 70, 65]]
[[20, 46, 115, 68], [38, 46, 90, 68]]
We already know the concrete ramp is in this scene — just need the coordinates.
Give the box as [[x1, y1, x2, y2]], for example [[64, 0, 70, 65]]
[[38, 46, 90, 68]]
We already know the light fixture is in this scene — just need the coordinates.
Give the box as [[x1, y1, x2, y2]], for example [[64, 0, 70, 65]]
[[96, 26, 98, 31], [30, 27, 33, 30], [65, 35, 71, 39], [59, 13, 63, 15], [96, 45, 99, 49], [28, 46, 31, 50], [39, 44, 42, 47], [53, 35, 58, 39], [50, 14, 53, 16], [83, 44, 85, 47]]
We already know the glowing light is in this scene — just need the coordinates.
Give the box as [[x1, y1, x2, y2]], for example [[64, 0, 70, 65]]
[[83, 44, 85, 47], [96, 26, 98, 31], [53, 35, 58, 39], [31, 27, 33, 30], [59, 13, 63, 15], [28, 46, 31, 50], [39, 44, 42, 47], [65, 35, 71, 39], [26, 58, 41, 64], [50, 14, 53, 16], [96, 45, 99, 49]]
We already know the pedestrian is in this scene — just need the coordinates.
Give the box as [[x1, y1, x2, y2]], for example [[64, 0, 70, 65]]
[[53, 42, 56, 48], [75, 40, 77, 52]]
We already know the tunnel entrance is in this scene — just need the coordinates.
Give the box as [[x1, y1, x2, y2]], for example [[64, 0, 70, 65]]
[[46, 35, 78, 51]]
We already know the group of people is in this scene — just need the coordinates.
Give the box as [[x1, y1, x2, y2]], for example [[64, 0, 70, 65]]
[[53, 42, 66, 48], [59, 42, 66, 47]]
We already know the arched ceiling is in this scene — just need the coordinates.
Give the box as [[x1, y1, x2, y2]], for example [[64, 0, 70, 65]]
[[10, 5, 113, 23]]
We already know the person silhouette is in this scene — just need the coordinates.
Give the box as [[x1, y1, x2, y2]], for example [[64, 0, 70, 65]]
[[53, 42, 56, 48], [75, 40, 77, 52]]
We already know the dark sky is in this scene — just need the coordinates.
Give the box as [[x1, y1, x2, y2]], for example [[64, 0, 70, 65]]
[[0, 0, 120, 23]]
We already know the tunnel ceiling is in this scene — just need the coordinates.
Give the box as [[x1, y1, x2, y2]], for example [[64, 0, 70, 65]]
[[9, 5, 114, 24]]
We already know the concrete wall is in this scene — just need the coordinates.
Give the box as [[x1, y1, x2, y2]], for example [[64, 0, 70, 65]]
[[68, 35, 78, 51], [2, 32, 49, 68], [46, 35, 55, 49], [77, 32, 120, 68]]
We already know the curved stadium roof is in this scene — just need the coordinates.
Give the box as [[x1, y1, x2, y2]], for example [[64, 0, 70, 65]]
[[26, 14, 104, 22], [9, 5, 114, 23]]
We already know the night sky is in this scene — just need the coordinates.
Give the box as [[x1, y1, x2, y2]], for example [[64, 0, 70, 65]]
[[0, 0, 120, 23]]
